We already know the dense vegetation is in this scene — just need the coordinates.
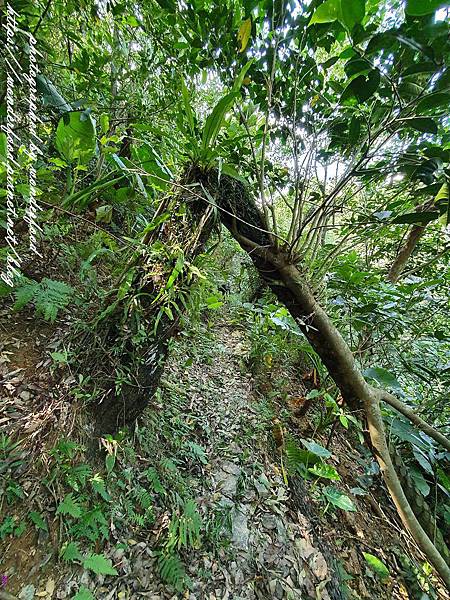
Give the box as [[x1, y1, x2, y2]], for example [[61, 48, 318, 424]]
[[0, 0, 449, 598]]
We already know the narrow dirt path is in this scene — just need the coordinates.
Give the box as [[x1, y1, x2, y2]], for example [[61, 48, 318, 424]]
[[124, 322, 341, 600]]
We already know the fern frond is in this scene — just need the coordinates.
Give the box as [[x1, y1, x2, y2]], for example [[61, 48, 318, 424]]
[[34, 278, 73, 322], [157, 552, 187, 592], [13, 278, 39, 310]]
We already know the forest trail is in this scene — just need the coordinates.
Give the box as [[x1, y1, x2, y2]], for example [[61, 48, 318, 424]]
[[0, 312, 435, 599], [98, 321, 339, 600], [164, 324, 336, 599]]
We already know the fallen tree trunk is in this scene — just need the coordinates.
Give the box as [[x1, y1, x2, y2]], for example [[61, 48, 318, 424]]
[[187, 166, 450, 586]]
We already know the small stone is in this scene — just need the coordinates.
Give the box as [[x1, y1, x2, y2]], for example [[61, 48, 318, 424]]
[[231, 505, 249, 551], [19, 585, 36, 600]]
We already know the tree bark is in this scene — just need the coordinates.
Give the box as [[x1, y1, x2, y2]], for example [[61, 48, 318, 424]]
[[387, 224, 425, 283]]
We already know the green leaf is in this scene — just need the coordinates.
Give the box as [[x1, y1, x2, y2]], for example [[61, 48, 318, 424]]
[[0, 132, 6, 163], [341, 69, 380, 104], [72, 586, 94, 600], [417, 92, 450, 113], [60, 541, 83, 563], [201, 92, 239, 151], [29, 511, 48, 531], [82, 554, 118, 576], [37, 75, 72, 113], [341, 0, 365, 30], [363, 553, 390, 580], [300, 438, 332, 458], [105, 454, 115, 474], [232, 60, 254, 93], [181, 79, 195, 137], [391, 211, 439, 225], [400, 117, 438, 134], [309, 0, 341, 26], [100, 114, 109, 134], [412, 448, 434, 475], [91, 474, 111, 501], [56, 493, 82, 518], [95, 204, 113, 224], [339, 414, 349, 428], [308, 463, 341, 481], [410, 467, 430, 497], [205, 295, 223, 310], [56, 111, 96, 165], [363, 367, 402, 390], [323, 486, 357, 511], [166, 255, 185, 290], [405, 0, 446, 16]]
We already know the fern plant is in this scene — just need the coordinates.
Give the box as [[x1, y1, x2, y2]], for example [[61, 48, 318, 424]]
[[165, 498, 202, 552], [13, 276, 73, 322], [157, 551, 188, 592]]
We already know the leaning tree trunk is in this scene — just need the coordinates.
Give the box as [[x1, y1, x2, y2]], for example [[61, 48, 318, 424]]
[[187, 166, 450, 587], [387, 224, 426, 283], [77, 174, 217, 433]]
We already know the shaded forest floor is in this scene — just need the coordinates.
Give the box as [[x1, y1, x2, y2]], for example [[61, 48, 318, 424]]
[[0, 301, 442, 599]]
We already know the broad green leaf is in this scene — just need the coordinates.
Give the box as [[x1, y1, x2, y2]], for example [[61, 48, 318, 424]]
[[341, 69, 380, 104], [56, 493, 82, 518], [300, 438, 332, 458], [339, 414, 349, 428], [391, 211, 439, 225], [412, 447, 434, 475], [308, 463, 341, 480], [37, 74, 72, 113], [237, 18, 252, 53], [105, 453, 115, 474], [362, 367, 402, 390], [417, 92, 450, 113], [206, 295, 224, 309], [410, 467, 431, 497], [100, 114, 109, 134], [323, 486, 357, 511], [56, 111, 96, 165], [82, 554, 118, 576], [72, 587, 94, 600], [341, 0, 365, 30], [405, 0, 446, 16], [363, 553, 390, 580], [220, 163, 248, 184], [201, 92, 239, 151], [309, 0, 341, 25], [400, 117, 438, 134]]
